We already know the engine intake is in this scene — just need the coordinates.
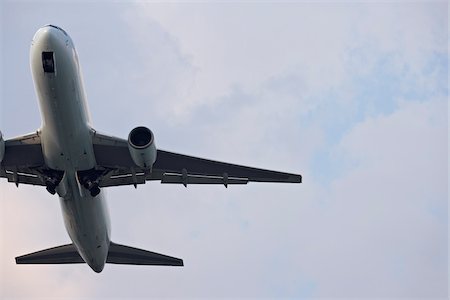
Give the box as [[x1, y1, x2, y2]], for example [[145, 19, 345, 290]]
[[0, 131, 4, 164], [128, 126, 157, 169]]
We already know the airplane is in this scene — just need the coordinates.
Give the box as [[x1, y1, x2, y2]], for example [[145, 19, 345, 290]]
[[0, 25, 302, 273]]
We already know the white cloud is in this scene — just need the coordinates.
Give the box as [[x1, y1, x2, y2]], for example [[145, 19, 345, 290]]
[[307, 97, 448, 297], [0, 184, 96, 298], [0, 1, 447, 298], [124, 3, 359, 118], [125, 2, 446, 120]]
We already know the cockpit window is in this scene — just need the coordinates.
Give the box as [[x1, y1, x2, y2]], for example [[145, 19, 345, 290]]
[[42, 52, 55, 73]]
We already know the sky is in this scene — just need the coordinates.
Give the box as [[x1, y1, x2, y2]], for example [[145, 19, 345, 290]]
[[0, 1, 448, 299]]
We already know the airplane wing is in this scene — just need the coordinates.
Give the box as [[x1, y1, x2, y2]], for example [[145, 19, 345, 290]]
[[0, 132, 51, 187], [92, 132, 302, 188]]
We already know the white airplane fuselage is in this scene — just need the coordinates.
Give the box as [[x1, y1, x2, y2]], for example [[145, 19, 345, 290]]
[[7, 24, 300, 272], [30, 25, 110, 272]]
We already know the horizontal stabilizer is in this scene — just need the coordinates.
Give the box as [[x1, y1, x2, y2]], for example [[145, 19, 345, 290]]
[[15, 243, 84, 264], [16, 242, 183, 267], [107, 242, 183, 266]]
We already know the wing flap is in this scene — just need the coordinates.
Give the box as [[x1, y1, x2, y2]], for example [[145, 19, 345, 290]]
[[161, 172, 248, 186], [107, 242, 183, 266], [98, 169, 147, 188], [2, 169, 45, 186]]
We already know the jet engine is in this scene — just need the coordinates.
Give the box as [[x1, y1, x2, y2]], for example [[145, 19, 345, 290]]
[[128, 126, 157, 169], [0, 131, 4, 163]]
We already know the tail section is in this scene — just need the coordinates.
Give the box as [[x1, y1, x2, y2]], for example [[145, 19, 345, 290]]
[[16, 242, 183, 269]]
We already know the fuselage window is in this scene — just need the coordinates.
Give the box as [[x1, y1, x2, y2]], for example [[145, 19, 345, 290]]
[[42, 52, 55, 73]]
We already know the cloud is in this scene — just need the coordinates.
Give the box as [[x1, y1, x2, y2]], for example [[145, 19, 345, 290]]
[[1, 1, 447, 299], [308, 97, 448, 297], [0, 184, 96, 299], [128, 3, 358, 115]]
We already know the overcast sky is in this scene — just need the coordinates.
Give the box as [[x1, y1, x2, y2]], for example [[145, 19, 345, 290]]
[[0, 1, 448, 299]]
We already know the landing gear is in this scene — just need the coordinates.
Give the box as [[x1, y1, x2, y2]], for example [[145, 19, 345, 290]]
[[90, 184, 100, 197], [37, 168, 105, 197], [83, 180, 101, 197], [78, 169, 105, 198], [40, 170, 64, 195], [46, 182, 57, 195]]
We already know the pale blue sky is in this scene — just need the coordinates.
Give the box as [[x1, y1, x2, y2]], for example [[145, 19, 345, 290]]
[[0, 1, 448, 299]]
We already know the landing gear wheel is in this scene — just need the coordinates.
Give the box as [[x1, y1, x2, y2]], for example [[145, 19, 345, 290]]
[[89, 183, 100, 197], [46, 184, 56, 195]]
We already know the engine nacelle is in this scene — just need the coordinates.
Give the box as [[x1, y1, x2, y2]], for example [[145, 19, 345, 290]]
[[128, 126, 157, 169], [0, 131, 4, 164]]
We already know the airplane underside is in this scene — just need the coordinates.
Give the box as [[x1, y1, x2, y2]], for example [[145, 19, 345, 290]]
[[0, 25, 301, 273]]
